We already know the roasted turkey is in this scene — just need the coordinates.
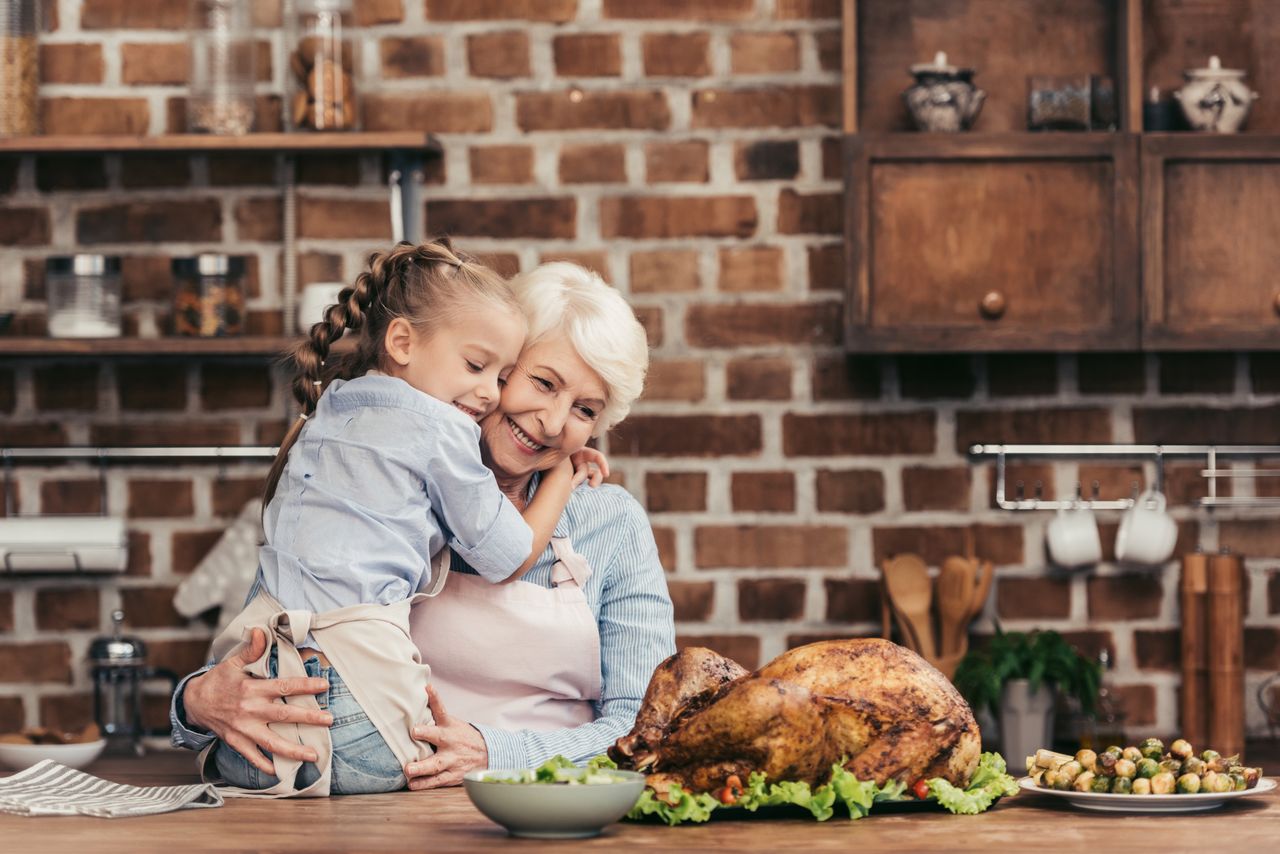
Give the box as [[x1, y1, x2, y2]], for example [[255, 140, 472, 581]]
[[610, 638, 981, 794]]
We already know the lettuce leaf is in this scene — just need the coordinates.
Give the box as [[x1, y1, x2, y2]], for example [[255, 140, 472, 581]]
[[925, 753, 1020, 816], [628, 784, 721, 826]]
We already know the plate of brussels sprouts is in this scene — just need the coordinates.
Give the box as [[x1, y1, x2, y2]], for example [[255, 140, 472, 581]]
[[1019, 738, 1273, 813]]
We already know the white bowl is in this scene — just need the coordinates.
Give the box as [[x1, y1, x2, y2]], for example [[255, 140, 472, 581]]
[[0, 739, 107, 772], [463, 768, 646, 839]]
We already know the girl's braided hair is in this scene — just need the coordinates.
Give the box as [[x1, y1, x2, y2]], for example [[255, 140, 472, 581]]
[[263, 238, 517, 506]]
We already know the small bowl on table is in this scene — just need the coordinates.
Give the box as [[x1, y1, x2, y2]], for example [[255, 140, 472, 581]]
[[0, 739, 107, 772], [463, 766, 646, 839]]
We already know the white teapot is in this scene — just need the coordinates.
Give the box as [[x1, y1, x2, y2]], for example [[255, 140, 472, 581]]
[[1173, 56, 1259, 133]]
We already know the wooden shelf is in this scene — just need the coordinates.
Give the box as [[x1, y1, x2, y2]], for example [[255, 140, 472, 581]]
[[0, 132, 441, 155], [0, 336, 301, 356]]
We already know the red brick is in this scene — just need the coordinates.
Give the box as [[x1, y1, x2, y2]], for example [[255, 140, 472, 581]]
[[825, 578, 881, 623], [986, 462, 1053, 508], [1132, 405, 1280, 445], [171, 529, 224, 575], [126, 530, 152, 577], [40, 480, 103, 515], [121, 154, 191, 189], [643, 359, 705, 402], [739, 578, 805, 620], [955, 408, 1112, 452], [1059, 630, 1114, 664], [128, 480, 194, 519], [1134, 629, 1178, 671], [1220, 518, 1280, 557], [364, 93, 493, 132], [426, 198, 576, 240], [213, 477, 265, 516], [898, 355, 978, 400], [784, 412, 935, 456], [427, 0, 577, 21], [41, 98, 149, 135], [81, 0, 188, 29], [559, 143, 626, 184], [517, 91, 670, 132], [1077, 465, 1145, 503], [554, 34, 621, 77], [730, 32, 799, 73], [0, 423, 68, 446], [34, 155, 107, 192], [778, 189, 841, 234], [777, 0, 839, 17], [1245, 627, 1280, 670], [1087, 574, 1164, 621], [645, 140, 708, 183], [0, 208, 51, 245], [605, 195, 755, 239], [635, 306, 664, 348], [33, 365, 99, 411], [675, 634, 760, 670], [719, 246, 782, 292], [687, 301, 839, 346], [470, 145, 534, 185], [0, 370, 12, 414], [996, 577, 1072, 620], [380, 36, 444, 78], [298, 252, 343, 287], [117, 364, 188, 411], [726, 357, 791, 401], [642, 33, 711, 77], [815, 469, 885, 514], [1112, 684, 1157, 727], [872, 525, 1022, 567], [0, 696, 23, 731], [0, 642, 72, 683], [731, 471, 795, 513], [200, 364, 272, 410], [653, 525, 676, 572], [808, 243, 844, 292], [1251, 353, 1280, 393], [691, 85, 839, 129], [646, 472, 707, 513], [297, 198, 390, 241], [121, 42, 188, 85], [356, 0, 404, 24], [695, 526, 846, 568], [466, 32, 529, 79], [0, 590, 11, 632], [611, 415, 760, 458], [77, 200, 220, 244], [538, 250, 610, 280], [38, 694, 93, 733], [40, 43, 104, 84], [233, 197, 281, 242], [120, 586, 186, 628], [146, 639, 212, 678], [208, 154, 277, 186], [816, 28, 841, 71], [604, 0, 752, 20], [812, 355, 881, 400], [35, 588, 100, 631], [1158, 353, 1236, 395], [988, 354, 1059, 397], [1078, 353, 1147, 395], [902, 466, 971, 512], [669, 580, 715, 622], [1164, 463, 1227, 506], [630, 249, 699, 293]]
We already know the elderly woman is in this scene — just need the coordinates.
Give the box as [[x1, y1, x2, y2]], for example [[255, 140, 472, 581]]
[[171, 261, 675, 790]]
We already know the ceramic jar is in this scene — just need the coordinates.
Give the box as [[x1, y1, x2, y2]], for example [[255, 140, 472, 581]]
[[903, 51, 986, 132], [1174, 56, 1258, 133]]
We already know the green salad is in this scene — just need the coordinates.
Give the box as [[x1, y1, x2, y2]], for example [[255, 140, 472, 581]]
[[625, 752, 1018, 825], [482, 755, 631, 785]]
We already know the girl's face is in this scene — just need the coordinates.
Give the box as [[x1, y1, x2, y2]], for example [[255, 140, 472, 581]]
[[480, 335, 607, 480], [398, 305, 526, 422]]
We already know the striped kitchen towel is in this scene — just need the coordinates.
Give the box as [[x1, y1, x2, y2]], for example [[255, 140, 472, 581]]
[[0, 759, 223, 818]]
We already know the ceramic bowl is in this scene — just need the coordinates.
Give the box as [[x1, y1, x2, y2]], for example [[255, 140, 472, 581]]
[[462, 768, 646, 839], [0, 739, 108, 771]]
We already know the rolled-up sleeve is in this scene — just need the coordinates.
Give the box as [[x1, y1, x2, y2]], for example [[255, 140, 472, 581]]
[[169, 664, 217, 751]]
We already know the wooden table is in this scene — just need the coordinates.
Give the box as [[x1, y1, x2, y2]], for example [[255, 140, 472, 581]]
[[3, 751, 1278, 853]]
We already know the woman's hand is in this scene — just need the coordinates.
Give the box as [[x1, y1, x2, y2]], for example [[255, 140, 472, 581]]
[[183, 627, 333, 775], [404, 684, 489, 790], [569, 447, 609, 487]]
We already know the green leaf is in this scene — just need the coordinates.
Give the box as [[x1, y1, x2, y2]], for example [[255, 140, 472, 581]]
[[927, 752, 1020, 815]]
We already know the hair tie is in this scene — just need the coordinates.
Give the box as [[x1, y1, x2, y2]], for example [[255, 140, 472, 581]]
[[297, 412, 310, 421]]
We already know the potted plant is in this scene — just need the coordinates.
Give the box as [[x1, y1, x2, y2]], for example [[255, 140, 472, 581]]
[[953, 630, 1101, 767]]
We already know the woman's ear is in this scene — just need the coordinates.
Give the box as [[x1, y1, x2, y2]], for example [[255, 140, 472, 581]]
[[384, 317, 414, 367]]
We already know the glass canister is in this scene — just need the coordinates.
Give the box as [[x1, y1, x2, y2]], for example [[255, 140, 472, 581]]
[[172, 254, 247, 337], [45, 255, 123, 338], [288, 0, 358, 131], [0, 0, 39, 135], [188, 0, 256, 134]]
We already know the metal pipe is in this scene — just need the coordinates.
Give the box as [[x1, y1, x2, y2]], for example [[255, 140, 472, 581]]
[[969, 443, 1280, 457], [0, 447, 277, 462]]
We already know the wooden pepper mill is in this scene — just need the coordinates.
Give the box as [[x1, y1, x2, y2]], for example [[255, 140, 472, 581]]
[[1179, 550, 1209, 747], [1206, 549, 1245, 758]]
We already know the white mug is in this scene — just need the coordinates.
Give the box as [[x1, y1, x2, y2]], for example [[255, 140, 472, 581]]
[[1046, 503, 1102, 568], [297, 282, 346, 334], [1115, 489, 1178, 565]]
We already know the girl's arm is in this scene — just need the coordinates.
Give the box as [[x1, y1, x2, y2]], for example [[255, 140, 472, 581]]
[[509, 458, 581, 578]]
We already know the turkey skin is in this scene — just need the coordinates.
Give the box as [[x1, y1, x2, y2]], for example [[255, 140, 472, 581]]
[[609, 638, 981, 795]]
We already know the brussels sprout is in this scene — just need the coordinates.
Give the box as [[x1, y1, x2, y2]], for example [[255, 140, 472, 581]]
[[1090, 775, 1113, 794], [1184, 756, 1207, 776], [1201, 749, 1221, 765], [1096, 752, 1118, 776], [1139, 738, 1165, 760], [1159, 758, 1184, 776], [1122, 746, 1143, 764], [1176, 773, 1201, 794], [1200, 771, 1220, 792], [1073, 771, 1097, 793], [1150, 771, 1176, 794], [1170, 738, 1194, 760], [1041, 769, 1059, 789], [1075, 749, 1098, 773], [1136, 757, 1160, 779], [1131, 777, 1152, 795], [1113, 758, 1137, 779], [1058, 761, 1083, 783], [1229, 772, 1247, 791], [1111, 776, 1133, 795], [1210, 772, 1233, 794], [1244, 768, 1262, 789], [1052, 771, 1073, 791], [1104, 745, 1124, 759]]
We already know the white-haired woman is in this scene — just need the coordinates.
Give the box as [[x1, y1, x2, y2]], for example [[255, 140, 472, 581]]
[[171, 261, 675, 789]]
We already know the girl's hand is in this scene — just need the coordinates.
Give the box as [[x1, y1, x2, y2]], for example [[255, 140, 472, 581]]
[[184, 628, 333, 775], [404, 684, 489, 789], [569, 447, 609, 487]]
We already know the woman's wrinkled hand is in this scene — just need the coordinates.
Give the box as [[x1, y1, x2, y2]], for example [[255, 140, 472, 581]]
[[404, 684, 489, 790], [184, 627, 333, 776]]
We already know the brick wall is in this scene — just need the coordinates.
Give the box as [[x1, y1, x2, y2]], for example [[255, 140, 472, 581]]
[[1, 1, 1278, 740]]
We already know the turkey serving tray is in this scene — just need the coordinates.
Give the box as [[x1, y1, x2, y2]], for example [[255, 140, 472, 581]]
[[1017, 776, 1276, 813]]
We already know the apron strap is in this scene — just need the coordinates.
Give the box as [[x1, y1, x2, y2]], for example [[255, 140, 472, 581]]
[[418, 547, 451, 598], [550, 537, 592, 588]]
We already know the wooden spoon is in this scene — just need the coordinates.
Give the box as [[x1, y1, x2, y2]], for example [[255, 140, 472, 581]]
[[968, 559, 995, 624], [882, 553, 935, 659], [938, 556, 976, 658]]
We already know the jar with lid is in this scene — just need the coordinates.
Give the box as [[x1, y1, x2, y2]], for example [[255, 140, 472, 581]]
[[188, 0, 256, 134], [288, 0, 358, 131], [172, 255, 247, 337], [0, 0, 40, 135], [45, 255, 123, 338]]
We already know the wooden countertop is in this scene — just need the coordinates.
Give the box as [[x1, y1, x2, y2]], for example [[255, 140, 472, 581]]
[[3, 751, 1278, 853]]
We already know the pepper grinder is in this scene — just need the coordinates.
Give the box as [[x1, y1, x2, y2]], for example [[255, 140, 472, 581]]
[[88, 610, 181, 756]]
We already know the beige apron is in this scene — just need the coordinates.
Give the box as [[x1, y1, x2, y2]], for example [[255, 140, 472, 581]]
[[197, 551, 449, 797], [408, 537, 602, 733]]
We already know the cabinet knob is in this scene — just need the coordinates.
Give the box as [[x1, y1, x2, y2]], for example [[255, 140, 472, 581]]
[[979, 290, 1007, 319]]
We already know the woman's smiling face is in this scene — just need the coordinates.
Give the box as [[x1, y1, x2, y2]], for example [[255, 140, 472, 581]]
[[480, 334, 607, 482]]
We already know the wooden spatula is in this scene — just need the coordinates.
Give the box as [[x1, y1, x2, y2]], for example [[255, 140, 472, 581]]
[[938, 556, 976, 657], [969, 558, 994, 624], [882, 553, 935, 659]]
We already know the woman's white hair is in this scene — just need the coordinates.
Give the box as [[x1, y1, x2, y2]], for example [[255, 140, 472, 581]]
[[510, 262, 648, 435]]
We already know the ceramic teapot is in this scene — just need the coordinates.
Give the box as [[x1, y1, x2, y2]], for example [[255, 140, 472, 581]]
[[903, 51, 986, 132], [1174, 56, 1258, 133]]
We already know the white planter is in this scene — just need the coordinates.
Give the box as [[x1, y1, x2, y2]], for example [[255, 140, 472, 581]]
[[999, 679, 1056, 768]]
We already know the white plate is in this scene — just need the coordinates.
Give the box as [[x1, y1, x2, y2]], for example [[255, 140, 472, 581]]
[[1017, 776, 1275, 813], [0, 739, 107, 772]]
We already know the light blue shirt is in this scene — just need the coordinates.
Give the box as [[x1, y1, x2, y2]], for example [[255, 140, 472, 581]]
[[255, 374, 533, 617]]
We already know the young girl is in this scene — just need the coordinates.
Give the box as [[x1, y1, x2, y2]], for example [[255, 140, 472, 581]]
[[200, 240, 599, 797]]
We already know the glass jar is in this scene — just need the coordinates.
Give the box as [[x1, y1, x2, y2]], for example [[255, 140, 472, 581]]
[[188, 0, 256, 135], [288, 0, 358, 131], [0, 0, 39, 135], [172, 255, 246, 337], [45, 255, 123, 338]]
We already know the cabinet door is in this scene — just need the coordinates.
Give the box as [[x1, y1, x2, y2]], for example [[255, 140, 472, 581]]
[[844, 134, 1139, 352], [1142, 136, 1280, 350]]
